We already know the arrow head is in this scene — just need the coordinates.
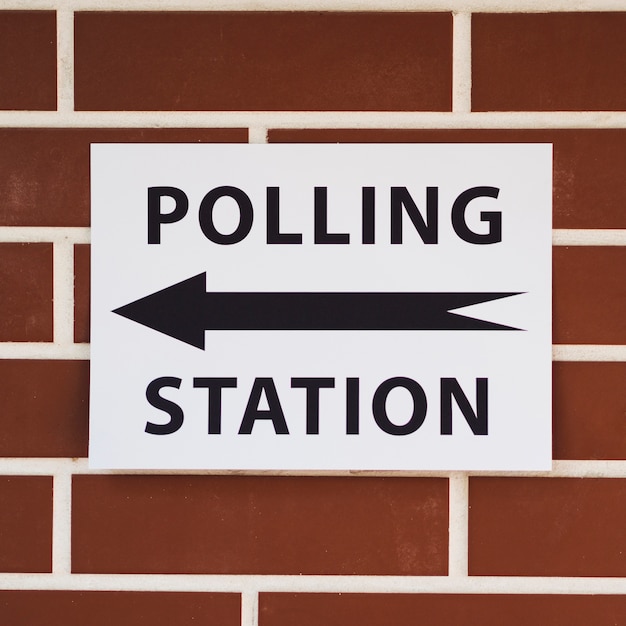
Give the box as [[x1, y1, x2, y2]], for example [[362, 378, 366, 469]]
[[113, 273, 208, 350]]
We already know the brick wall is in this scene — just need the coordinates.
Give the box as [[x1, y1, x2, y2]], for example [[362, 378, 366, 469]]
[[0, 2, 625, 624]]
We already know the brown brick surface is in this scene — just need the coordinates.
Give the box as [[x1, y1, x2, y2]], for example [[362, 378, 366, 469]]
[[259, 593, 626, 626], [472, 13, 626, 111], [553, 362, 626, 460], [268, 128, 626, 229], [0, 360, 89, 458], [74, 12, 452, 111], [0, 243, 53, 342], [469, 478, 626, 576], [0, 128, 247, 227], [0, 591, 240, 626], [553, 247, 626, 345], [0, 11, 56, 110], [0, 476, 52, 573], [72, 475, 448, 575], [74, 244, 90, 343]]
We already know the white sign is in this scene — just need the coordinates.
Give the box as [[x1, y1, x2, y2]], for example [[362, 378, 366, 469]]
[[90, 144, 552, 470]]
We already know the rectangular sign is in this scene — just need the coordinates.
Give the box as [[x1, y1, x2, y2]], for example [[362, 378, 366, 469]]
[[90, 143, 552, 470]]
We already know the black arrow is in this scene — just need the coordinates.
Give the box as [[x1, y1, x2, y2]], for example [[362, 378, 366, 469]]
[[113, 273, 523, 350]]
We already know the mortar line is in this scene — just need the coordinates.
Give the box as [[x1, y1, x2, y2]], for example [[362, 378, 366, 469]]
[[3, 0, 626, 12], [553, 345, 626, 362], [53, 238, 76, 346], [248, 127, 269, 144], [448, 473, 469, 577], [0, 227, 91, 244], [52, 467, 73, 575], [0, 343, 90, 360], [1, 228, 625, 247], [552, 229, 626, 246], [0, 345, 622, 363], [1, 343, 622, 362], [0, 572, 623, 594], [56, 7, 75, 114], [2, 111, 626, 129], [241, 590, 258, 626], [0, 459, 85, 475], [1, 458, 625, 478], [452, 12, 472, 114]]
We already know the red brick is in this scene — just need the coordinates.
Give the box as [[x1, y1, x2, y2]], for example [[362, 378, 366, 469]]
[[0, 11, 56, 110], [74, 244, 90, 343], [472, 13, 626, 111], [260, 593, 626, 626], [0, 128, 247, 227], [469, 478, 626, 576], [0, 476, 52, 573], [268, 128, 626, 229], [0, 591, 240, 626], [0, 360, 88, 458], [74, 12, 452, 111], [553, 362, 626, 460], [553, 247, 626, 344], [72, 475, 448, 575], [0, 243, 53, 342]]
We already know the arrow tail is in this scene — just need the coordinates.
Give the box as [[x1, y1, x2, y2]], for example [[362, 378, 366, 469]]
[[203, 292, 522, 331]]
